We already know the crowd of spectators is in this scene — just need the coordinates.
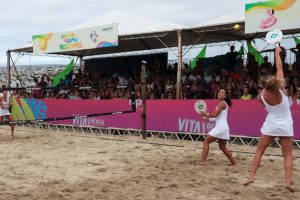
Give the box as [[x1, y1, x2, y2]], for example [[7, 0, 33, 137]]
[[12, 45, 300, 101]]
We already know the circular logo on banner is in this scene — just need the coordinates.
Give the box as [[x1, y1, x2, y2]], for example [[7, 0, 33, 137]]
[[90, 31, 98, 43]]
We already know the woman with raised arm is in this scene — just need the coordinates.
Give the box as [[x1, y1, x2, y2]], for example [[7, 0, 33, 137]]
[[244, 47, 295, 192]]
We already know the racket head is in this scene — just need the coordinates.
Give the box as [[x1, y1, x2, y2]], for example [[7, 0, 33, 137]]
[[194, 100, 207, 114], [266, 29, 283, 46]]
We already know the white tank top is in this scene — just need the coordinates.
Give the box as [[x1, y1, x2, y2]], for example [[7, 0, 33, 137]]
[[261, 89, 293, 125], [215, 101, 228, 128], [0, 93, 11, 110]]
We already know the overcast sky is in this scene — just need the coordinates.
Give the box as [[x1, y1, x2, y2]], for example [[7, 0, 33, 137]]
[[0, 0, 258, 66]]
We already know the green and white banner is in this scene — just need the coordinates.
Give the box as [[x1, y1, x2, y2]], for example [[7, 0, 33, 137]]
[[33, 23, 118, 54]]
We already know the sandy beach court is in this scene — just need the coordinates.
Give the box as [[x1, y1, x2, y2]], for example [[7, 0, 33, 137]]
[[0, 126, 299, 200]]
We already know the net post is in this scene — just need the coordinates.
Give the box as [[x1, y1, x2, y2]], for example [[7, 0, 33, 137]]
[[141, 60, 147, 139]]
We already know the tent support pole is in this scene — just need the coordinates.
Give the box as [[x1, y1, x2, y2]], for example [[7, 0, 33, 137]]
[[79, 56, 84, 72], [6, 50, 11, 87], [176, 30, 182, 99]]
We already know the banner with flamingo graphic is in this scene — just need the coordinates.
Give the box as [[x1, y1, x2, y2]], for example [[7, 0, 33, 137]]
[[245, 0, 300, 34]]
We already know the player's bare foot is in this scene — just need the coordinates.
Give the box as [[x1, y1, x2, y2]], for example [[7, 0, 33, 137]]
[[243, 179, 254, 186], [196, 160, 207, 165], [286, 185, 295, 193]]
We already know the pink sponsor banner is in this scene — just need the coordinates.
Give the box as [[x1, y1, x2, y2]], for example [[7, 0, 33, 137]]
[[45, 99, 141, 129], [41, 99, 300, 140], [146, 100, 300, 139]]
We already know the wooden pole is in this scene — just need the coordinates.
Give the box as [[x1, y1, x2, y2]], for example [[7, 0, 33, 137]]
[[176, 30, 182, 99], [141, 60, 147, 139]]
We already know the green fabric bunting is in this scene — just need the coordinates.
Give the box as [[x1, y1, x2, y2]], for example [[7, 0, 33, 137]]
[[236, 47, 244, 60], [52, 59, 75, 87], [191, 45, 207, 68], [247, 41, 264, 66], [293, 36, 300, 45]]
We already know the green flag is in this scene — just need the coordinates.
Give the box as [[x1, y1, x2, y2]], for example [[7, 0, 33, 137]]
[[293, 36, 300, 45], [236, 47, 244, 60], [191, 45, 207, 68], [52, 59, 75, 87], [247, 41, 264, 66]]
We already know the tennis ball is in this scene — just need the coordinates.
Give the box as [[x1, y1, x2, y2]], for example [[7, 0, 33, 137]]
[[233, 24, 240, 30]]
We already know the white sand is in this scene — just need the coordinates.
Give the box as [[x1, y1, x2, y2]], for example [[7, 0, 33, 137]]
[[0, 126, 299, 200]]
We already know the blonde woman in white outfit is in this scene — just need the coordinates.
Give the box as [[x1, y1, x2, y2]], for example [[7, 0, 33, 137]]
[[197, 89, 236, 166], [0, 90, 15, 139], [244, 47, 295, 193]]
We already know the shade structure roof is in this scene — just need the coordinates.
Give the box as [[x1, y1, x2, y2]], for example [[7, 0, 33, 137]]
[[9, 9, 300, 56], [185, 8, 300, 45], [9, 10, 186, 57]]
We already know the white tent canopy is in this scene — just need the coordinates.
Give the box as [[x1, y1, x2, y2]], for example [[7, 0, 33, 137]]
[[9, 9, 300, 56], [70, 10, 186, 36], [193, 9, 244, 28], [9, 10, 187, 57]]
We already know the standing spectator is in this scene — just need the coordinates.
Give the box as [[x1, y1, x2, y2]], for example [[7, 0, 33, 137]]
[[33, 78, 42, 98], [291, 62, 299, 79], [40, 76, 47, 88], [246, 54, 259, 79], [291, 44, 300, 65], [226, 46, 239, 72], [260, 56, 272, 76], [40, 76, 48, 97], [290, 78, 300, 96], [46, 76, 52, 88]]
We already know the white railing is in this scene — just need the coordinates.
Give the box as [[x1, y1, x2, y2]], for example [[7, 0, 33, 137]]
[[20, 122, 300, 149]]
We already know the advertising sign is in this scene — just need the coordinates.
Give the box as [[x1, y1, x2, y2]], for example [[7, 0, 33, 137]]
[[33, 23, 118, 53]]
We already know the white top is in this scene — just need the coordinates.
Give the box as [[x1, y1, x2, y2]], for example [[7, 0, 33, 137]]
[[208, 101, 230, 140], [261, 89, 294, 136], [215, 102, 229, 128], [0, 92, 11, 116]]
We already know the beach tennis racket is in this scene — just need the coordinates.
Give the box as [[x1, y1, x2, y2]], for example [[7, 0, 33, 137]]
[[194, 100, 207, 114], [266, 29, 283, 47]]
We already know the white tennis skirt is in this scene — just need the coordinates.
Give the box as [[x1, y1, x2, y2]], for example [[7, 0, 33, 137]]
[[261, 121, 294, 137], [208, 125, 230, 140], [0, 109, 11, 116]]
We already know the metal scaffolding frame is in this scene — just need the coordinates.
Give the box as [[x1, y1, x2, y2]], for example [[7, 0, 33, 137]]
[[21, 122, 300, 149]]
